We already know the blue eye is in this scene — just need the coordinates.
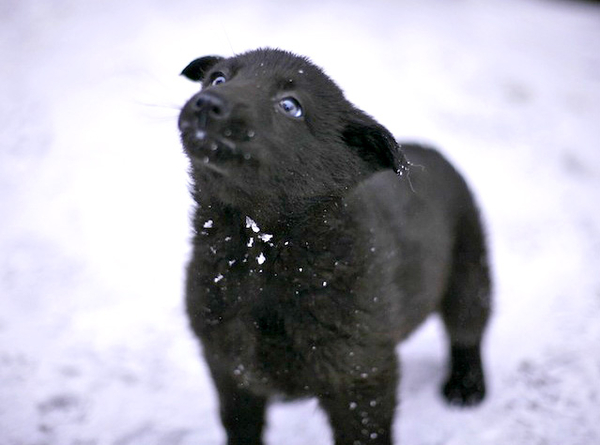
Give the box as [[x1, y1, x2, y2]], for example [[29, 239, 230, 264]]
[[211, 74, 226, 86], [278, 97, 303, 118]]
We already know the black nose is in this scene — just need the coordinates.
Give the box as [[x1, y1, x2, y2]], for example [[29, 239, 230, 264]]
[[194, 92, 230, 121]]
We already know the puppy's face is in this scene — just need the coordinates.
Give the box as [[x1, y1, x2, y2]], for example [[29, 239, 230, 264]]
[[179, 48, 406, 212]]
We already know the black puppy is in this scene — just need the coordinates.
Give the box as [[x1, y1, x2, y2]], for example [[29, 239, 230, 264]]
[[178, 48, 491, 445]]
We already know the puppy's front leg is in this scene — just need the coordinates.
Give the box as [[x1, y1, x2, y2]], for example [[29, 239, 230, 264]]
[[206, 358, 268, 445], [319, 352, 398, 445]]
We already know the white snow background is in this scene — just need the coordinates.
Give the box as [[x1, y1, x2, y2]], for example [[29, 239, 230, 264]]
[[1, 0, 599, 443]]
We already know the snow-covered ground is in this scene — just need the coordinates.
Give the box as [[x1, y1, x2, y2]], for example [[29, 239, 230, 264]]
[[1, 0, 599, 443]]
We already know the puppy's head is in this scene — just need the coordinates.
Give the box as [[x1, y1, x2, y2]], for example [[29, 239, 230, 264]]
[[179, 48, 407, 212]]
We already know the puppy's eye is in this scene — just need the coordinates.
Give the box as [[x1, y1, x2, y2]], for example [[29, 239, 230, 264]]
[[211, 74, 227, 86], [278, 97, 303, 118]]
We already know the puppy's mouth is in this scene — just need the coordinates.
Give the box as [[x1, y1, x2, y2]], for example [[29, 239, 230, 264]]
[[192, 154, 230, 176], [179, 121, 256, 175]]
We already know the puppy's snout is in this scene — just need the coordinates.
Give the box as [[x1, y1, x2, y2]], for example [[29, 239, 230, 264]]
[[180, 88, 255, 150], [194, 92, 230, 121]]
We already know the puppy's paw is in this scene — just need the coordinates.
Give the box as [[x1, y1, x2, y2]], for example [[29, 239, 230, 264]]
[[442, 345, 486, 406], [442, 370, 485, 406]]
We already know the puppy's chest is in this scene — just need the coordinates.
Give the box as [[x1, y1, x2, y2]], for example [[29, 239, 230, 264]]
[[191, 213, 374, 393], [196, 224, 364, 392], [196, 222, 353, 301], [193, 213, 366, 346]]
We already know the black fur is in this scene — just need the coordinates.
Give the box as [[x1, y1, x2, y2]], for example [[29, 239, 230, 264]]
[[178, 48, 491, 445]]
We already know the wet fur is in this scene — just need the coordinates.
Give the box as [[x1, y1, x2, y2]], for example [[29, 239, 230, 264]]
[[179, 48, 491, 445]]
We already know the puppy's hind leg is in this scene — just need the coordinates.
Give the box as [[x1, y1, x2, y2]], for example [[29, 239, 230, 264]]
[[440, 207, 491, 406]]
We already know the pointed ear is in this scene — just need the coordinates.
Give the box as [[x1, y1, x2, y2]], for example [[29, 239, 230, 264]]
[[180, 56, 224, 81], [342, 115, 409, 175]]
